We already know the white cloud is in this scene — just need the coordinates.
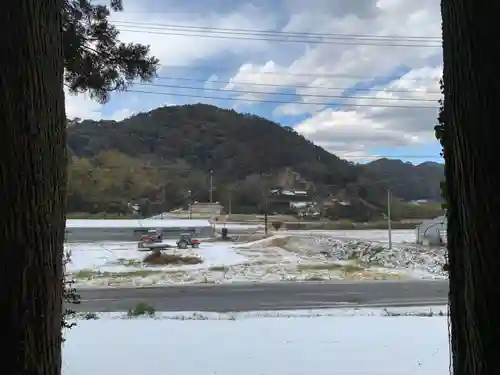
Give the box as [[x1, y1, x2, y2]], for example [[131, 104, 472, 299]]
[[294, 66, 441, 157], [108, 108, 136, 121], [64, 0, 279, 119], [225, 0, 442, 156], [64, 0, 444, 160], [65, 90, 102, 120], [109, 3, 278, 68]]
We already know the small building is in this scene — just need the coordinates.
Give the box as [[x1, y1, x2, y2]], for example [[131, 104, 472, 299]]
[[415, 215, 447, 246], [65, 219, 214, 242]]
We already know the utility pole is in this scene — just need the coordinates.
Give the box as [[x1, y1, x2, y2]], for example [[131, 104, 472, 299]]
[[264, 197, 268, 235], [188, 190, 193, 220], [387, 188, 392, 250], [261, 172, 272, 236], [209, 170, 213, 203]]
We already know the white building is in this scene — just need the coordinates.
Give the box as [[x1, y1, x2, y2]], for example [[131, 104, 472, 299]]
[[65, 219, 214, 242], [415, 215, 447, 246]]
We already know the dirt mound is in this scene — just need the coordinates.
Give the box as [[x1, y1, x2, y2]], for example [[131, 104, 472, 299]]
[[143, 251, 202, 266]]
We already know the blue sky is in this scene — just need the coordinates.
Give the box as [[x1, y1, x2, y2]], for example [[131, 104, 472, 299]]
[[68, 0, 443, 165]]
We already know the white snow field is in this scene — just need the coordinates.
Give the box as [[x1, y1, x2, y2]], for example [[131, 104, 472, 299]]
[[63, 307, 449, 375], [66, 229, 446, 288]]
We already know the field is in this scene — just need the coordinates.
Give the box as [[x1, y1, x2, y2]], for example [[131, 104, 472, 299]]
[[66, 228, 446, 288]]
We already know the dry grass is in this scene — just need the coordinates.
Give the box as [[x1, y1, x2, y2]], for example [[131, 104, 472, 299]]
[[143, 251, 202, 266]]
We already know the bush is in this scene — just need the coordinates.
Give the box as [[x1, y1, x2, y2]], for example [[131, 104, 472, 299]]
[[128, 302, 156, 317], [272, 221, 283, 231]]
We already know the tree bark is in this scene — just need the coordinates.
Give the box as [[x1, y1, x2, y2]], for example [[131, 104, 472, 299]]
[[442, 1, 500, 374], [0, 1, 66, 374]]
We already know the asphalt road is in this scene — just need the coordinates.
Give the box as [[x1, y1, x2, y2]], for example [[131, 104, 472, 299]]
[[74, 280, 449, 313]]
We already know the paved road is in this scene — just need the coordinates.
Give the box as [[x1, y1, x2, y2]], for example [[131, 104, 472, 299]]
[[74, 280, 448, 313]]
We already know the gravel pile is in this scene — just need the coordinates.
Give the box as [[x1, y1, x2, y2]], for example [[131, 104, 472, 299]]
[[288, 236, 447, 277]]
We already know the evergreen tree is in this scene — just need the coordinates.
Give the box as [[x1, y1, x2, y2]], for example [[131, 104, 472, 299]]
[[441, 1, 500, 373], [0, 1, 157, 373]]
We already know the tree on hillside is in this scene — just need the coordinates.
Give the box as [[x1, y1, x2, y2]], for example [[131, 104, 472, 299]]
[[0, 1, 157, 373], [440, 1, 500, 373]]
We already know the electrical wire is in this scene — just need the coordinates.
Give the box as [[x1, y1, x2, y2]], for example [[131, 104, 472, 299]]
[[112, 20, 441, 41], [155, 68, 441, 81], [152, 75, 442, 94], [120, 88, 438, 109], [111, 21, 441, 47], [135, 82, 439, 102], [116, 27, 441, 47]]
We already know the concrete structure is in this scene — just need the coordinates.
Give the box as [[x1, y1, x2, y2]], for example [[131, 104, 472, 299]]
[[415, 215, 447, 246], [65, 219, 214, 242]]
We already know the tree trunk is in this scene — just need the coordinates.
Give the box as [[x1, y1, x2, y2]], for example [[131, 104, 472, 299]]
[[442, 1, 500, 374], [0, 1, 66, 374]]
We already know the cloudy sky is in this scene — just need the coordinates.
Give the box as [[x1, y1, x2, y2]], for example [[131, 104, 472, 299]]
[[67, 0, 443, 163]]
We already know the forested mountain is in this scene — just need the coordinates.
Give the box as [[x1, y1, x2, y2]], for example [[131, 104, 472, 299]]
[[362, 159, 444, 202], [67, 104, 444, 216], [69, 104, 357, 185]]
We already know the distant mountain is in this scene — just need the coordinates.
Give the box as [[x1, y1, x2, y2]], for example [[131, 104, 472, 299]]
[[362, 158, 444, 202], [66, 104, 443, 215]]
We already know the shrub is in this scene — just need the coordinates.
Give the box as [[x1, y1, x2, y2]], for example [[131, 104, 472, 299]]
[[128, 302, 156, 317], [272, 221, 283, 231]]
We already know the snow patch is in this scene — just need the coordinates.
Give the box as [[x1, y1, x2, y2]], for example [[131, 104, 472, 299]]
[[66, 230, 446, 288], [63, 307, 449, 375]]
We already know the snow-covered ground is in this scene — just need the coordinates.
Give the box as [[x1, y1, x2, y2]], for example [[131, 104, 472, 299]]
[[63, 306, 449, 375], [67, 229, 446, 288], [285, 229, 416, 243]]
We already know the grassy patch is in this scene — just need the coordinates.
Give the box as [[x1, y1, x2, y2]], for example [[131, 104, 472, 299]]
[[116, 258, 141, 266], [143, 251, 202, 266], [72, 269, 163, 279], [73, 269, 97, 279], [305, 275, 327, 281]]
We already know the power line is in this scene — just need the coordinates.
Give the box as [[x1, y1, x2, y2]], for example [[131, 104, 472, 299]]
[[122, 88, 438, 109], [155, 66, 441, 81], [113, 20, 441, 42], [153, 76, 442, 94], [116, 26, 442, 47], [135, 82, 439, 103]]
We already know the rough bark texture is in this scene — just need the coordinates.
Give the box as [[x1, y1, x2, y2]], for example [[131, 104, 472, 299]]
[[0, 1, 66, 374], [442, 1, 500, 374]]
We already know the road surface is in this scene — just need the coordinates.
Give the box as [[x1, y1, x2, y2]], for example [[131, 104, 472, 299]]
[[74, 280, 448, 313]]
